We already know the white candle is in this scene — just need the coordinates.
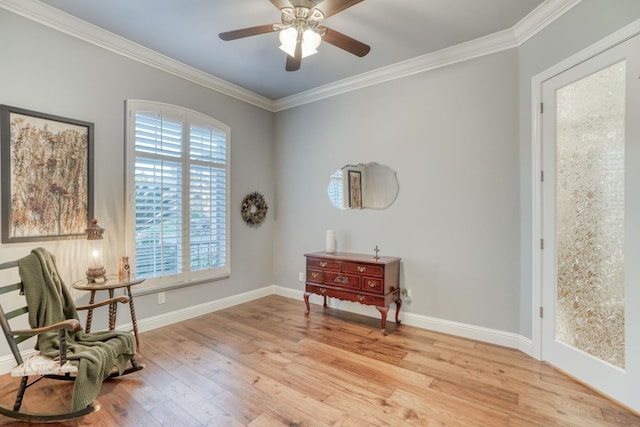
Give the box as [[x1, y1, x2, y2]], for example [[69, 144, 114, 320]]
[[325, 229, 336, 253]]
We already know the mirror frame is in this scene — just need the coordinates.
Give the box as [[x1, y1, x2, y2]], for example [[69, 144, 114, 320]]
[[327, 162, 399, 210]]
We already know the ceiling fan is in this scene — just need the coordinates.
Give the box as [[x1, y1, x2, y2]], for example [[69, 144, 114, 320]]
[[218, 0, 370, 72]]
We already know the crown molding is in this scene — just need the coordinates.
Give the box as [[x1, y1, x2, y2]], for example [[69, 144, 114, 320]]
[[0, 0, 274, 111], [273, 28, 518, 111], [275, 0, 582, 111], [0, 0, 581, 112], [513, 0, 583, 43]]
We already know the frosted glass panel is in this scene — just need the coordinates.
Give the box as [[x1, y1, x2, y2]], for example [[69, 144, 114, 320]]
[[555, 61, 626, 368]]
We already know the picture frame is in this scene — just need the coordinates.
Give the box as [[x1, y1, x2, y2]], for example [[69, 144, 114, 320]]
[[348, 169, 362, 209], [1, 105, 94, 243]]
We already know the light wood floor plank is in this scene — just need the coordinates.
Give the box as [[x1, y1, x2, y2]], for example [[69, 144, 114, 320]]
[[0, 295, 638, 426]]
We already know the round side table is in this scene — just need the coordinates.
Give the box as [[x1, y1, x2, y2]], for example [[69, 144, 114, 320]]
[[72, 275, 144, 349]]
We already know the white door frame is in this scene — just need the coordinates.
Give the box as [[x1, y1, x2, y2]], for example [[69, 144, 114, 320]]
[[530, 19, 640, 361]]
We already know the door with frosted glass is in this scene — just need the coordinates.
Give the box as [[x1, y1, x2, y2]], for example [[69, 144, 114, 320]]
[[541, 35, 639, 411]]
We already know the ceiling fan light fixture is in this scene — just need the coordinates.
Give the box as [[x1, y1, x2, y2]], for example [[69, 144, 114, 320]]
[[219, 1, 369, 72], [303, 29, 322, 53], [279, 27, 321, 59]]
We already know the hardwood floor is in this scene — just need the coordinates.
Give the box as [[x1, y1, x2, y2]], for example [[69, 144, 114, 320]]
[[0, 295, 638, 426]]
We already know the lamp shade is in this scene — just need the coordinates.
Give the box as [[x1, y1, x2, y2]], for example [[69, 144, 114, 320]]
[[279, 27, 321, 58]]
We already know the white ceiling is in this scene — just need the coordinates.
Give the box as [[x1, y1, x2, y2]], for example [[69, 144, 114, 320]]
[[0, 0, 580, 107]]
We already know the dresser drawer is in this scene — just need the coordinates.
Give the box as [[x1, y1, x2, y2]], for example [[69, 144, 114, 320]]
[[307, 257, 341, 271], [324, 272, 361, 290], [306, 285, 385, 307], [361, 276, 384, 294], [326, 288, 386, 306], [306, 269, 323, 284], [342, 262, 383, 277]]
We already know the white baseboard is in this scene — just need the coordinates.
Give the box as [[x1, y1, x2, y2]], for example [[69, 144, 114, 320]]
[[133, 285, 276, 334], [0, 284, 533, 374], [274, 286, 533, 354]]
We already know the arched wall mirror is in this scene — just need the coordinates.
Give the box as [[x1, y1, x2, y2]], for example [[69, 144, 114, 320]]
[[327, 162, 399, 210]]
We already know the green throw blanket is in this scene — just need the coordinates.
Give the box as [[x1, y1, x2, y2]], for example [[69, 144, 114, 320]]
[[18, 248, 136, 411]]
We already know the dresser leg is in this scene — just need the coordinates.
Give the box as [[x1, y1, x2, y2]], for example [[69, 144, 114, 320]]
[[395, 298, 402, 325], [376, 306, 389, 335], [304, 292, 311, 314]]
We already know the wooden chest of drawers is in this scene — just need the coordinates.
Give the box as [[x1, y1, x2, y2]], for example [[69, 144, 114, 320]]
[[304, 251, 401, 334]]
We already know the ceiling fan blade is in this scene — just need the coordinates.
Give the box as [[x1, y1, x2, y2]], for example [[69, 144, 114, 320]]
[[322, 27, 370, 57], [286, 55, 302, 71], [219, 24, 277, 41], [314, 0, 365, 18], [269, 0, 294, 10]]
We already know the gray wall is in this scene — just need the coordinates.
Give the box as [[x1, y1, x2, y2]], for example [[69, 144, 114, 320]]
[[0, 9, 275, 332], [274, 49, 522, 333], [274, 0, 640, 338]]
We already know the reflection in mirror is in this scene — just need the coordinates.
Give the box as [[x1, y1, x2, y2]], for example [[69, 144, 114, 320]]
[[327, 163, 399, 210]]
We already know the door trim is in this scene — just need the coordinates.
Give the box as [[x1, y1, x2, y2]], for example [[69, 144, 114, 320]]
[[530, 18, 640, 361]]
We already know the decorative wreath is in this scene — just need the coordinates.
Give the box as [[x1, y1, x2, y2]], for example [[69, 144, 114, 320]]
[[241, 191, 268, 227]]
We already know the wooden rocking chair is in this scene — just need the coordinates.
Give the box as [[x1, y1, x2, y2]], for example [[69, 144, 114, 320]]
[[0, 258, 144, 422]]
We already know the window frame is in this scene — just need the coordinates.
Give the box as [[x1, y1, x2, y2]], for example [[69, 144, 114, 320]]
[[125, 100, 231, 291]]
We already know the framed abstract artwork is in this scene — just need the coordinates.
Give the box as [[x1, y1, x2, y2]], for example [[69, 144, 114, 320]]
[[0, 105, 94, 243]]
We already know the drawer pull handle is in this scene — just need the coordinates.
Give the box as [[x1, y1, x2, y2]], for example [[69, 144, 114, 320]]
[[358, 266, 366, 273], [312, 272, 319, 279], [334, 275, 349, 284], [320, 261, 327, 267], [357, 295, 365, 302], [368, 281, 376, 288], [320, 288, 327, 294]]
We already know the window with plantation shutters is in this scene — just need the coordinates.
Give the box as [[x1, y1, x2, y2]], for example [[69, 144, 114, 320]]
[[126, 101, 230, 287]]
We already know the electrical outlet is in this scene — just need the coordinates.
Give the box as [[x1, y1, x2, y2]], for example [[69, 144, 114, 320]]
[[298, 272, 304, 282], [401, 288, 412, 301], [157, 291, 166, 304]]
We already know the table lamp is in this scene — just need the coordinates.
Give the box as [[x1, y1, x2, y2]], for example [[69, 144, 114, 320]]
[[85, 218, 107, 282]]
